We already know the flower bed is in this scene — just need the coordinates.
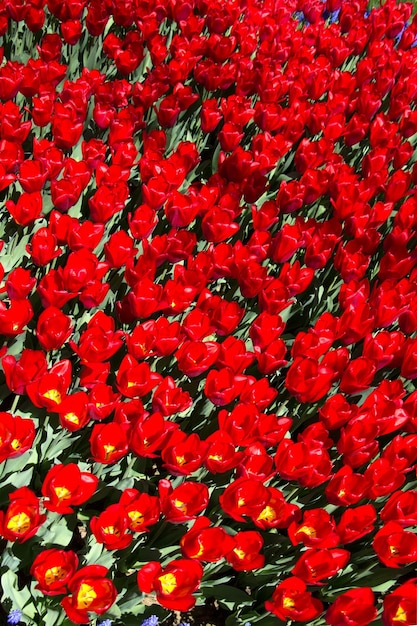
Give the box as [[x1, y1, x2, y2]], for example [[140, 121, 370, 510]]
[[1, 0, 417, 625]]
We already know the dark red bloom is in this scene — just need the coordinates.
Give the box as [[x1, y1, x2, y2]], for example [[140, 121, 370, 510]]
[[162, 432, 208, 476], [0, 487, 46, 543], [382, 580, 417, 626], [61, 565, 117, 624], [380, 490, 417, 527], [219, 477, 270, 522], [292, 548, 350, 585], [265, 577, 324, 622], [90, 504, 132, 550], [31, 549, 78, 596], [41, 463, 98, 514], [90, 422, 129, 464], [119, 489, 160, 533], [373, 522, 417, 568], [0, 412, 35, 462], [180, 516, 235, 562], [326, 587, 377, 626], [288, 508, 339, 549], [137, 558, 203, 611], [275, 439, 332, 487], [225, 530, 264, 571], [0, 298, 33, 337], [2, 349, 47, 395], [36, 306, 72, 351], [336, 504, 377, 544], [158, 479, 209, 523]]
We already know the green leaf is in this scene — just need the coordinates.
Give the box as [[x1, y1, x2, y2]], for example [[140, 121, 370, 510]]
[[1, 570, 31, 612], [201, 584, 253, 606]]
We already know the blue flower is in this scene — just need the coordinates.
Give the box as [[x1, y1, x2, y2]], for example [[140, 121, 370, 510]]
[[7, 610, 22, 625], [141, 616, 159, 626], [179, 622, 191, 626], [329, 9, 340, 23], [98, 621, 112, 626]]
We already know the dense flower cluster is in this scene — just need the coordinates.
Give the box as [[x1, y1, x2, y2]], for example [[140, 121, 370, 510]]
[[1, 0, 417, 624]]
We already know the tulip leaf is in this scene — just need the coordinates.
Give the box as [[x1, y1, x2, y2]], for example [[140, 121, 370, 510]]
[[1, 570, 31, 613], [201, 583, 253, 605]]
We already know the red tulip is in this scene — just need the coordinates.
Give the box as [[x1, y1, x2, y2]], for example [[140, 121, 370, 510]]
[[275, 439, 332, 488], [31, 549, 78, 596], [90, 422, 129, 464], [0, 298, 33, 337], [116, 354, 162, 398], [325, 466, 370, 507], [336, 504, 377, 544], [6, 191, 43, 226], [292, 548, 350, 585], [61, 565, 117, 624], [226, 530, 264, 571], [41, 463, 98, 514], [219, 477, 270, 522], [2, 349, 47, 395], [90, 504, 132, 550], [26, 359, 72, 411], [162, 432, 208, 476], [180, 516, 235, 562], [373, 522, 417, 568], [0, 412, 35, 462], [0, 487, 46, 542], [288, 508, 339, 549], [138, 558, 203, 611], [380, 490, 417, 527], [36, 306, 72, 351], [265, 577, 324, 622], [382, 579, 417, 626], [326, 587, 377, 626], [159, 479, 209, 523], [119, 489, 160, 533]]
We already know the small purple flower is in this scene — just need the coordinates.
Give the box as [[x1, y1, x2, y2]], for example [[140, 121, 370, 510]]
[[7, 610, 22, 625], [141, 616, 159, 626], [179, 622, 191, 626], [98, 621, 112, 626]]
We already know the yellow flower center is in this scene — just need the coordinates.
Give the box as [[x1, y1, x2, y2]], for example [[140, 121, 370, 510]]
[[257, 506, 276, 522], [283, 596, 295, 610], [6, 512, 31, 534], [233, 548, 246, 560], [159, 573, 177, 595], [238, 497, 246, 508], [173, 499, 187, 513], [64, 412, 79, 425], [76, 583, 97, 609], [103, 525, 121, 536], [54, 486, 71, 502], [208, 453, 223, 461], [296, 525, 317, 538], [127, 381, 136, 388], [45, 566, 67, 586], [10, 438, 21, 450], [128, 510, 144, 529], [393, 605, 408, 623], [43, 389, 62, 404], [103, 444, 116, 460], [176, 455, 186, 466]]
